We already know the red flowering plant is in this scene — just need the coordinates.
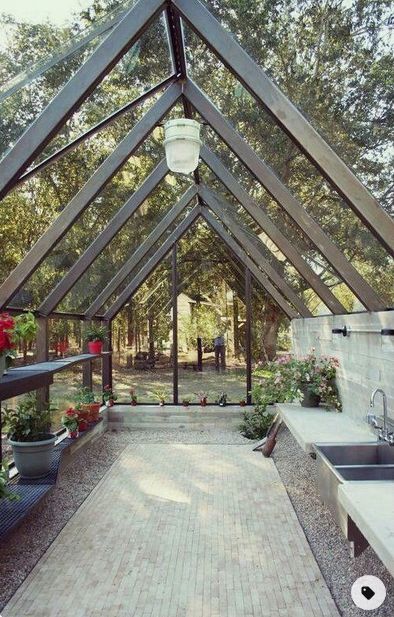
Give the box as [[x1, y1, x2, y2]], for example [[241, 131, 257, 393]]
[[0, 313, 15, 356], [61, 408, 79, 432]]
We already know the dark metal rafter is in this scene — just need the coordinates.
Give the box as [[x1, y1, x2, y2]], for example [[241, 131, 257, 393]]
[[0, 0, 167, 199], [183, 79, 384, 311], [173, 0, 394, 256], [85, 185, 198, 318], [105, 204, 201, 320], [38, 159, 169, 315], [200, 146, 347, 315], [17, 76, 177, 187], [201, 209, 298, 319], [0, 82, 182, 311], [199, 184, 312, 317]]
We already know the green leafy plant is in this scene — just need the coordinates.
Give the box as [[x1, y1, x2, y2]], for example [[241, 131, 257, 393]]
[[74, 387, 95, 408], [240, 407, 275, 440], [0, 462, 20, 502], [130, 388, 138, 404], [13, 312, 38, 345], [291, 351, 341, 411], [2, 393, 56, 442], [83, 323, 107, 342], [182, 398, 190, 406], [151, 388, 169, 404], [102, 385, 117, 403], [61, 408, 79, 432]]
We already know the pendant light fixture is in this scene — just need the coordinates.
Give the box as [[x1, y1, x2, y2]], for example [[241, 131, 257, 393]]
[[164, 118, 201, 174]]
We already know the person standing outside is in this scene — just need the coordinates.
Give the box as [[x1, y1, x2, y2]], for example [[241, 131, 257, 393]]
[[214, 333, 226, 372]]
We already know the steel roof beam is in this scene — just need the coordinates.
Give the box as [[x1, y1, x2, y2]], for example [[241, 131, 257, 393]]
[[173, 0, 394, 255], [0, 82, 182, 310], [183, 79, 384, 311]]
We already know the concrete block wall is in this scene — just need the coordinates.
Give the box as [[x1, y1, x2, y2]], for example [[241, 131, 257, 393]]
[[291, 311, 394, 427]]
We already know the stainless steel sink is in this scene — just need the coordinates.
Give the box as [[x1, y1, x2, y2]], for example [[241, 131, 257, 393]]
[[316, 443, 394, 466], [338, 466, 394, 481], [314, 442, 394, 548]]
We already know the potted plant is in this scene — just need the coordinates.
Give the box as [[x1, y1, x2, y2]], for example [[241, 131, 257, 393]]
[[239, 398, 246, 407], [292, 351, 341, 410], [130, 388, 138, 406], [2, 393, 57, 479], [103, 385, 117, 407], [0, 312, 15, 377], [84, 323, 107, 354], [153, 388, 168, 407], [196, 391, 208, 406], [75, 387, 101, 422], [13, 311, 38, 363], [61, 408, 79, 438], [217, 392, 227, 407], [182, 398, 190, 407], [0, 461, 19, 502]]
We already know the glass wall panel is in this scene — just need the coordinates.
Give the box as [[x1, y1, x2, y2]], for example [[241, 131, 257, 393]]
[[177, 222, 247, 404], [111, 256, 173, 403]]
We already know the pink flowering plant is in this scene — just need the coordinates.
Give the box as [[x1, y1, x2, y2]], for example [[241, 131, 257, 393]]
[[291, 350, 341, 411], [240, 351, 341, 439]]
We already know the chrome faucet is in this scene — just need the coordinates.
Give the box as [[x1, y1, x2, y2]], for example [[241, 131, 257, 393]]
[[367, 388, 394, 445]]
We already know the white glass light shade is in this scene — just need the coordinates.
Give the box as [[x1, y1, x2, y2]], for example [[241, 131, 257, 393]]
[[164, 118, 201, 174]]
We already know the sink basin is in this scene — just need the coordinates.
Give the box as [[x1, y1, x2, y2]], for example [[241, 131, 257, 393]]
[[316, 442, 394, 466], [338, 466, 394, 481], [314, 442, 394, 542]]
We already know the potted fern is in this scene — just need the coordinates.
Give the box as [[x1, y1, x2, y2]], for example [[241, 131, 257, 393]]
[[2, 393, 57, 479], [84, 323, 107, 354]]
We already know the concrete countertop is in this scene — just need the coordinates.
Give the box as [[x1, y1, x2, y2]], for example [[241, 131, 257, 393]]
[[277, 403, 375, 453], [338, 482, 394, 577]]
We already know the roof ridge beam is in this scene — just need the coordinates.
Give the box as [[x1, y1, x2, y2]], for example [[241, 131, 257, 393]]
[[105, 204, 201, 320], [199, 184, 312, 317], [0, 82, 182, 310], [200, 146, 346, 315], [0, 0, 167, 198], [85, 185, 198, 318], [173, 0, 394, 255], [183, 79, 384, 311], [39, 159, 169, 315]]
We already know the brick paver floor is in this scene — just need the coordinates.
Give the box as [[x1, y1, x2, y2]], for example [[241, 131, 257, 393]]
[[3, 444, 340, 617]]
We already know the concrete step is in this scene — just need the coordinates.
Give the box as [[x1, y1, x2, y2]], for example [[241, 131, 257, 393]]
[[107, 404, 248, 430]]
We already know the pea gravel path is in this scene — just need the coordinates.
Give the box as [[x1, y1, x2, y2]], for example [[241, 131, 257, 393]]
[[272, 427, 394, 617], [1, 428, 340, 617]]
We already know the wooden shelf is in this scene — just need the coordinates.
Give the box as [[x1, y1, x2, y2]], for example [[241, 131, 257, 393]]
[[0, 354, 100, 402]]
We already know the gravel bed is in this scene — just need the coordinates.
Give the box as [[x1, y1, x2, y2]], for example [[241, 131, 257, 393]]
[[272, 427, 394, 617], [0, 427, 253, 611]]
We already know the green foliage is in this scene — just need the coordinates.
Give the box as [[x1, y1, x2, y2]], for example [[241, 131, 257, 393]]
[[74, 387, 95, 407], [150, 388, 170, 403], [83, 323, 107, 342], [180, 304, 221, 349], [2, 393, 56, 442], [240, 407, 275, 440], [0, 462, 20, 502], [13, 312, 38, 345]]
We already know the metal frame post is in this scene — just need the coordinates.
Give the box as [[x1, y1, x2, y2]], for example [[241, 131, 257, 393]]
[[102, 320, 113, 391], [172, 243, 178, 404], [245, 268, 252, 404], [36, 316, 49, 411]]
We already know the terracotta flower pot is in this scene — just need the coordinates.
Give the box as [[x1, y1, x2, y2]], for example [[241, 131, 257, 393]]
[[200, 398, 207, 407], [68, 429, 78, 439], [87, 340, 103, 354], [78, 405, 90, 422], [239, 400, 246, 407], [131, 400, 137, 406], [78, 419, 88, 432], [89, 402, 101, 422]]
